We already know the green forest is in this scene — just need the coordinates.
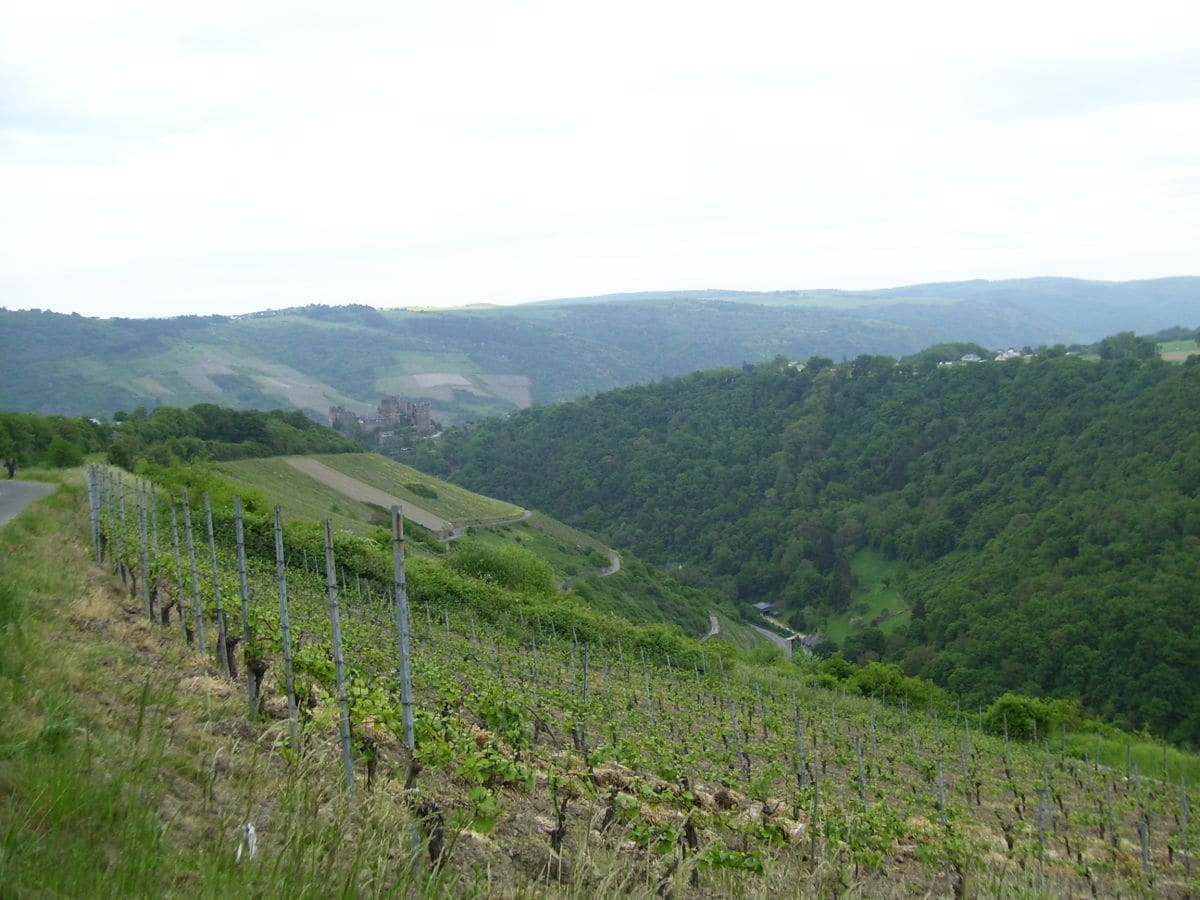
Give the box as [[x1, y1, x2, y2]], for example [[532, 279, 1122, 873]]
[[413, 347, 1200, 745], [3, 277, 1197, 423]]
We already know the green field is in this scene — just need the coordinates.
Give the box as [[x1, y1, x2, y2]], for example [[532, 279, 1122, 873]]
[[524, 510, 612, 555], [220, 455, 597, 561], [1159, 339, 1199, 362], [1158, 339, 1200, 353], [218, 455, 614, 575], [312, 453, 522, 524], [822, 549, 909, 645], [217, 457, 385, 534]]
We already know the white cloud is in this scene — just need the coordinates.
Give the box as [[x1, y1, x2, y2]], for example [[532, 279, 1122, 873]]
[[2, 0, 1198, 316]]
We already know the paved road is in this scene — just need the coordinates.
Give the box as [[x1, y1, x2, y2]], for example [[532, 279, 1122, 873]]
[[0, 480, 56, 527], [750, 624, 794, 659], [599, 549, 621, 576]]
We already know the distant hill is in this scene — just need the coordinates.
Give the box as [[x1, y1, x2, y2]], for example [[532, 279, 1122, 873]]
[[2, 277, 1196, 421]]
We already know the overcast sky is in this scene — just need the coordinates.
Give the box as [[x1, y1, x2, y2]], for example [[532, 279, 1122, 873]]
[[3, 0, 1198, 319]]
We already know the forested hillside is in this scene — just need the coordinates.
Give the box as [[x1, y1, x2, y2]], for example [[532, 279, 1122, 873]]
[[3, 277, 1196, 422], [414, 351, 1200, 745], [0, 404, 356, 472]]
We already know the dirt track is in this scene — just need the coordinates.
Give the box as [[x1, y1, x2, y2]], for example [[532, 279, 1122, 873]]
[[283, 457, 451, 534]]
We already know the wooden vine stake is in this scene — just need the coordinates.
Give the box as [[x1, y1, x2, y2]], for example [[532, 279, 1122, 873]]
[[792, 694, 808, 790], [855, 735, 868, 804], [137, 499, 152, 620], [182, 489, 206, 652], [723, 671, 750, 786], [273, 506, 300, 752], [204, 493, 231, 678], [324, 519, 356, 800], [1181, 782, 1191, 880], [170, 503, 188, 643], [117, 473, 129, 586], [149, 485, 159, 587], [392, 507, 425, 874], [390, 507, 416, 753], [936, 758, 947, 830], [233, 497, 259, 717], [640, 648, 655, 726], [87, 465, 102, 563]]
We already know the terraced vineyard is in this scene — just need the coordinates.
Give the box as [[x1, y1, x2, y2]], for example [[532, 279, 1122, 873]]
[[82, 467, 1198, 897]]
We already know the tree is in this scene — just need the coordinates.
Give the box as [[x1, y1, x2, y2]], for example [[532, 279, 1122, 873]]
[[45, 436, 83, 468], [828, 553, 853, 610], [1097, 331, 1156, 360]]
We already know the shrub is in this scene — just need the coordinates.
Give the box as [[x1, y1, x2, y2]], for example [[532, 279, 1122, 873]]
[[46, 436, 83, 468], [982, 692, 1081, 742], [446, 541, 555, 597]]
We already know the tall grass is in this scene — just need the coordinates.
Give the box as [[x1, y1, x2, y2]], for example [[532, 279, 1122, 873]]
[[0, 481, 443, 898]]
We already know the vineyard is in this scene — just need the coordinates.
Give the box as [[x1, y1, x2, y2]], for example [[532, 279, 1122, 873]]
[[67, 464, 1199, 896]]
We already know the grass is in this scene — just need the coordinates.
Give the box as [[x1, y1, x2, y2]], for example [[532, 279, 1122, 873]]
[[6, 469, 1199, 898], [1159, 339, 1200, 362], [822, 549, 909, 644], [1158, 339, 1199, 353], [0, 476, 456, 897], [217, 457, 385, 534], [1063, 729, 1200, 787], [463, 520, 606, 582], [311, 453, 522, 524], [524, 510, 611, 556], [710, 611, 776, 652]]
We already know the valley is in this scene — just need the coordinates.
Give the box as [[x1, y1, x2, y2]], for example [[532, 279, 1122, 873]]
[[2, 322, 1199, 896]]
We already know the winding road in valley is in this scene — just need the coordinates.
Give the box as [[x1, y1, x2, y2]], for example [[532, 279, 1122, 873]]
[[750, 625, 794, 659]]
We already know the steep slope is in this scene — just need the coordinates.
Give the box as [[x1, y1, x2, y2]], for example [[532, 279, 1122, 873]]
[[5, 471, 1198, 897], [414, 352, 1200, 744]]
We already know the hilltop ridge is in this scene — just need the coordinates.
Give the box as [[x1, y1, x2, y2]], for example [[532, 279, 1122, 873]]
[[2, 277, 1195, 423]]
